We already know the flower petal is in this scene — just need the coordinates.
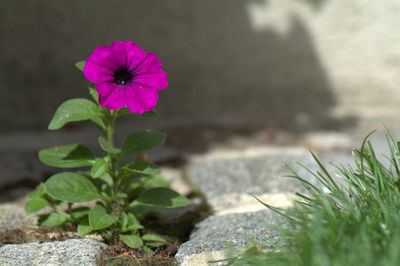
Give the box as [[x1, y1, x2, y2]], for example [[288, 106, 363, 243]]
[[124, 41, 147, 70], [134, 70, 168, 90], [98, 84, 127, 110], [95, 82, 115, 101], [134, 53, 164, 75], [83, 46, 120, 83], [125, 85, 159, 114], [111, 41, 129, 68], [83, 61, 114, 83]]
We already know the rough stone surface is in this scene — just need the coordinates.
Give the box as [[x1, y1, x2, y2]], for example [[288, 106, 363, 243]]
[[0, 204, 36, 230], [186, 147, 319, 211], [304, 131, 354, 151], [214, 193, 294, 216], [175, 145, 356, 264], [0, 239, 106, 266], [161, 167, 193, 195], [175, 209, 284, 265], [177, 251, 227, 266]]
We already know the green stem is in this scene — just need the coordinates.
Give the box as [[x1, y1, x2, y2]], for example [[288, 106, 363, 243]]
[[105, 110, 121, 243], [105, 111, 119, 211]]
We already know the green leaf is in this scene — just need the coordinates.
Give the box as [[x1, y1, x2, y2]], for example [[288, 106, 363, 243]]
[[115, 109, 158, 118], [75, 60, 85, 71], [39, 144, 95, 168], [120, 234, 143, 248], [27, 183, 47, 199], [142, 233, 167, 243], [116, 108, 131, 117], [91, 158, 107, 178], [41, 213, 68, 227], [123, 161, 160, 175], [89, 87, 99, 103], [98, 172, 113, 186], [48, 98, 101, 130], [45, 172, 99, 202], [143, 246, 155, 255], [133, 187, 190, 208], [145, 241, 166, 248], [142, 175, 170, 187], [98, 137, 121, 155], [120, 212, 129, 229], [116, 192, 128, 199], [89, 205, 117, 230], [122, 130, 166, 154], [120, 212, 143, 233], [119, 161, 161, 180], [77, 224, 92, 236], [126, 213, 143, 231], [141, 110, 159, 118], [70, 208, 90, 220], [25, 198, 48, 214]]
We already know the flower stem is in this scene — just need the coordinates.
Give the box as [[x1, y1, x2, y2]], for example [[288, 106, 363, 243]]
[[105, 110, 121, 243], [105, 112, 119, 203]]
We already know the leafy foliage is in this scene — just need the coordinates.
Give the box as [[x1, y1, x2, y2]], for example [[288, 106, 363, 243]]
[[45, 172, 100, 202], [39, 144, 95, 168], [48, 98, 104, 130], [27, 85, 190, 252], [121, 129, 166, 154]]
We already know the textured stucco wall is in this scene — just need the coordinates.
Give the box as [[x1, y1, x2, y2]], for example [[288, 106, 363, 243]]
[[0, 0, 399, 132]]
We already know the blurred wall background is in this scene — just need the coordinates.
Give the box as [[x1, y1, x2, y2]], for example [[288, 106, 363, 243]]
[[1, 0, 399, 133]]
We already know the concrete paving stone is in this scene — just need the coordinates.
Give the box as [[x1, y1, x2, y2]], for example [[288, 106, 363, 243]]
[[175, 209, 284, 265], [303, 131, 355, 152], [214, 192, 294, 216], [0, 204, 37, 230], [186, 147, 317, 210], [0, 239, 106, 266], [177, 250, 227, 266], [161, 167, 193, 195], [186, 146, 355, 211]]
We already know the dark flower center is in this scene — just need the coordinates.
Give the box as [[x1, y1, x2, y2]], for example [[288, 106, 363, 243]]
[[113, 68, 133, 85]]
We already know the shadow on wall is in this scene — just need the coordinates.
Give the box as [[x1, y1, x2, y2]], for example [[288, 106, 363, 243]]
[[0, 0, 355, 132], [297, 0, 328, 10]]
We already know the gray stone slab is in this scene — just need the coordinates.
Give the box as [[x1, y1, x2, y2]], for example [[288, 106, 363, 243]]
[[0, 204, 36, 230], [186, 147, 317, 210], [186, 147, 354, 211], [175, 209, 284, 264], [0, 239, 106, 266]]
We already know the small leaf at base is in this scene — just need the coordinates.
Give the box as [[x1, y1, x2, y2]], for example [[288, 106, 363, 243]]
[[41, 213, 68, 227], [25, 198, 48, 214], [77, 224, 92, 236], [89, 205, 117, 230], [45, 172, 100, 203], [120, 234, 143, 248]]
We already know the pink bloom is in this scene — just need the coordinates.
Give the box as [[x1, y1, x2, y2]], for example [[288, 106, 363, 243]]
[[83, 41, 168, 114]]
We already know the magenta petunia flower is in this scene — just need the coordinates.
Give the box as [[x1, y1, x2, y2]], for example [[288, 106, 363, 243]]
[[83, 41, 168, 114]]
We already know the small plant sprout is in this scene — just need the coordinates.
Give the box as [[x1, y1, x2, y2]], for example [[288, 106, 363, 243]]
[[25, 41, 190, 252]]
